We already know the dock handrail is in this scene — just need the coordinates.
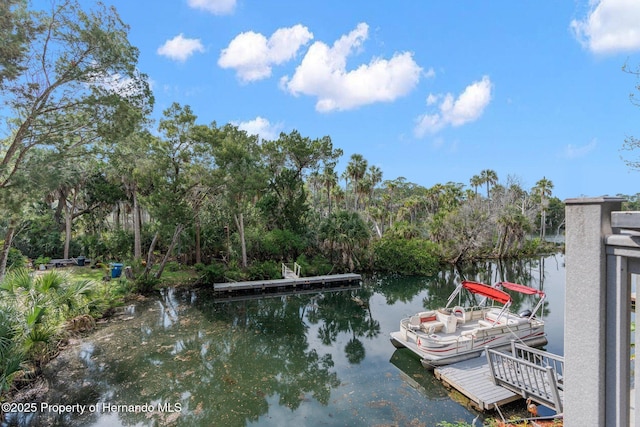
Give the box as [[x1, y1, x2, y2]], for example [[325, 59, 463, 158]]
[[281, 262, 301, 279], [486, 344, 564, 413], [510, 341, 564, 386]]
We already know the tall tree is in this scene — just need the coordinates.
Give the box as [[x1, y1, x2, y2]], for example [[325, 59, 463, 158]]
[[0, 0, 152, 276], [321, 163, 338, 216], [261, 131, 342, 233], [147, 103, 206, 279], [0, 0, 33, 87], [479, 169, 498, 199], [0, 0, 152, 189], [532, 177, 554, 239], [105, 129, 159, 261], [367, 166, 383, 199], [470, 175, 482, 197], [213, 125, 265, 269], [346, 154, 368, 210]]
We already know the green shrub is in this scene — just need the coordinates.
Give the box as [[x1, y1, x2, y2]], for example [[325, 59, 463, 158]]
[[165, 261, 180, 272], [79, 234, 108, 261], [295, 254, 333, 276], [33, 255, 51, 267], [134, 275, 160, 294], [373, 236, 440, 276], [199, 262, 225, 284], [7, 248, 26, 270], [247, 260, 280, 280], [250, 228, 306, 260], [103, 229, 133, 260]]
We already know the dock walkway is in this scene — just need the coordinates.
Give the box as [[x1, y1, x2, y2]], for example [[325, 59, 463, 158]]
[[213, 273, 362, 295], [434, 356, 520, 410]]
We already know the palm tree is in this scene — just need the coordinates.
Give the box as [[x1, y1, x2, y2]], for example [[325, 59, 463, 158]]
[[470, 175, 482, 197], [367, 165, 383, 200], [319, 211, 370, 271], [532, 177, 554, 239], [496, 206, 530, 257], [479, 169, 498, 199], [307, 170, 322, 209], [321, 165, 338, 216], [0, 269, 99, 390], [346, 154, 368, 210], [340, 169, 350, 210]]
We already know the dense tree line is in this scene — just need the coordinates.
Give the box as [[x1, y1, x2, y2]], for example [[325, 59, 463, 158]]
[[0, 0, 569, 287]]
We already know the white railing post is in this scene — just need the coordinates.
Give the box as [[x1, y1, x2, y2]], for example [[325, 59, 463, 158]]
[[564, 197, 625, 426]]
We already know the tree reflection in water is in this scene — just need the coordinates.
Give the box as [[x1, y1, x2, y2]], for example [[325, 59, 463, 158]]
[[10, 256, 563, 427]]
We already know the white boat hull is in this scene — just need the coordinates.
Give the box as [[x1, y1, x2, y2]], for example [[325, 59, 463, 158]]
[[390, 307, 547, 369]]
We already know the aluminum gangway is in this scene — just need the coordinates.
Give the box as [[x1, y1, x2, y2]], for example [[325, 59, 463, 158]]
[[486, 341, 564, 414]]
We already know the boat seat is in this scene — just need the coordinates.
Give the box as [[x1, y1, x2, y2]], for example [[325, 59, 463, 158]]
[[485, 310, 526, 326], [478, 319, 498, 328], [420, 320, 444, 334]]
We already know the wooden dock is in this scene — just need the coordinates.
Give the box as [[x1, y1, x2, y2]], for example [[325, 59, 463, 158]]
[[213, 273, 362, 296], [434, 356, 520, 411]]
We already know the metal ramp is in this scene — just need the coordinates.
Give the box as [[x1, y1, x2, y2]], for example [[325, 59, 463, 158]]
[[486, 342, 564, 413], [281, 262, 301, 279]]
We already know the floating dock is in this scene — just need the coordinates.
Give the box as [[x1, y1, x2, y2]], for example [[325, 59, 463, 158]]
[[434, 356, 520, 411], [433, 343, 564, 413], [213, 273, 362, 297]]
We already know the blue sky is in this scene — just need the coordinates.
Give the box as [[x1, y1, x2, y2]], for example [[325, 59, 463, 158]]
[[102, 0, 640, 200]]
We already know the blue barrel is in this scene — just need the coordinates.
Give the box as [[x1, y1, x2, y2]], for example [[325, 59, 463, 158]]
[[111, 263, 123, 278]]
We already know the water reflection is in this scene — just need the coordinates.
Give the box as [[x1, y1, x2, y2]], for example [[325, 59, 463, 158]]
[[389, 350, 448, 401], [3, 255, 565, 426]]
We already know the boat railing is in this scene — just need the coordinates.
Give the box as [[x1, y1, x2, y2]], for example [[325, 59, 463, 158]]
[[485, 343, 564, 413]]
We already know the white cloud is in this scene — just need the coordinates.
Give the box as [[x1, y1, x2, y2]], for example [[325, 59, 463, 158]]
[[235, 116, 282, 141], [414, 76, 493, 136], [187, 0, 236, 15], [564, 139, 597, 159], [218, 25, 314, 83], [571, 0, 640, 54], [157, 34, 205, 62], [281, 23, 424, 112]]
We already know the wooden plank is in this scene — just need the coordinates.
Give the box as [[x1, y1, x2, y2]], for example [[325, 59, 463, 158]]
[[434, 356, 520, 410]]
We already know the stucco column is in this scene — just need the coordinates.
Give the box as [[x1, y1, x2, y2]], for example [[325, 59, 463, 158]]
[[564, 196, 624, 426]]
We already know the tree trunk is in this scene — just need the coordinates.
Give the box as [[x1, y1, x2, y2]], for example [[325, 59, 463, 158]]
[[234, 213, 247, 269], [0, 223, 16, 281], [195, 216, 201, 265], [63, 191, 78, 259], [142, 231, 159, 278], [64, 204, 72, 259], [115, 202, 121, 229], [155, 224, 184, 279], [133, 190, 141, 260]]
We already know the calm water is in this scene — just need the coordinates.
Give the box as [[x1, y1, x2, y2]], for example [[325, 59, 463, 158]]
[[4, 255, 566, 427]]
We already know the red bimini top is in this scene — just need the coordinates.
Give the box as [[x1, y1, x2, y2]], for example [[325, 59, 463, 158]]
[[498, 281, 545, 298], [461, 280, 511, 305]]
